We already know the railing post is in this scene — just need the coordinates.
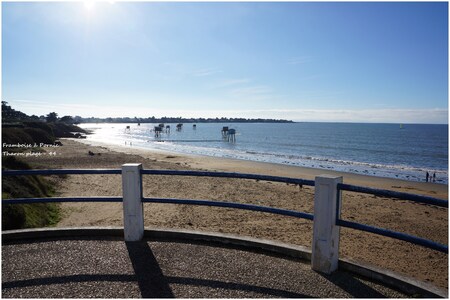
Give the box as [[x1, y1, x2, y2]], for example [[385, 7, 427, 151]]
[[122, 163, 144, 241], [312, 175, 343, 274]]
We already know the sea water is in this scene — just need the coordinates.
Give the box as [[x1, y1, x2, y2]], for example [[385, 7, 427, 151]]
[[79, 122, 448, 184]]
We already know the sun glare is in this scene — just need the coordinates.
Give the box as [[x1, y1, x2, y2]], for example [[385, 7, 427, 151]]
[[84, 1, 95, 12]]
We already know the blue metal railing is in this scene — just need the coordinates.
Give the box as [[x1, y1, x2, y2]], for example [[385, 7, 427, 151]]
[[141, 169, 315, 186], [3, 197, 123, 204], [2, 169, 315, 186], [2, 168, 447, 253], [142, 197, 314, 220], [2, 169, 121, 176], [337, 183, 448, 207], [1, 169, 314, 222], [2, 169, 122, 204], [337, 183, 448, 253]]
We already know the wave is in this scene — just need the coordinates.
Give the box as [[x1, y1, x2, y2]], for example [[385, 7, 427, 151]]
[[153, 143, 448, 181], [241, 150, 447, 174]]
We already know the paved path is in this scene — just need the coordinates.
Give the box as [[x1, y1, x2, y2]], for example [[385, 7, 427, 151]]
[[2, 237, 407, 298]]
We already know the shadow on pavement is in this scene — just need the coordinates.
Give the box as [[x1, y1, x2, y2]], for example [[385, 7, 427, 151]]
[[319, 271, 390, 298], [126, 241, 313, 298], [126, 241, 175, 298], [166, 276, 313, 298], [2, 274, 135, 289]]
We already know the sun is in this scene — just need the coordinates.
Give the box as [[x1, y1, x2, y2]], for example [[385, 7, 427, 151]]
[[84, 1, 95, 12]]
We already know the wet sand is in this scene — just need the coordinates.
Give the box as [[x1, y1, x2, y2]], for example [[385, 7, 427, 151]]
[[24, 138, 448, 289]]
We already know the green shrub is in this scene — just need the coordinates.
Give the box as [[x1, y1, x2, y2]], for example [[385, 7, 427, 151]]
[[2, 156, 31, 170], [2, 127, 34, 144], [49, 122, 87, 137], [23, 121, 54, 136], [2, 203, 60, 230], [2, 157, 60, 230], [2, 200, 26, 229], [23, 127, 55, 144], [2, 120, 87, 146], [2, 174, 54, 199]]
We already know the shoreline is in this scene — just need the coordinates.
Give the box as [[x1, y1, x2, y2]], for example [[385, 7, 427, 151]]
[[78, 122, 448, 185], [72, 138, 448, 199]]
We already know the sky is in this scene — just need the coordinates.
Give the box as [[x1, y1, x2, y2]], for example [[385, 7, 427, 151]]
[[2, 1, 448, 123]]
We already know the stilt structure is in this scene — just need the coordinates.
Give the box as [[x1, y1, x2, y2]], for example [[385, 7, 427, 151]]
[[227, 128, 236, 142], [221, 126, 229, 138], [154, 126, 163, 138]]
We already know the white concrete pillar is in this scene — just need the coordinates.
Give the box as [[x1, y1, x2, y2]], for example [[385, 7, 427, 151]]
[[311, 175, 343, 274], [122, 163, 144, 241]]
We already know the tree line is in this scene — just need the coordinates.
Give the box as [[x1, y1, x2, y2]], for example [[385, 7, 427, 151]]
[[2, 101, 294, 124], [2, 101, 74, 124], [77, 116, 294, 124]]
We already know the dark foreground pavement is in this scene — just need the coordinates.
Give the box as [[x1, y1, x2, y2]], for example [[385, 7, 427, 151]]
[[1, 237, 409, 298]]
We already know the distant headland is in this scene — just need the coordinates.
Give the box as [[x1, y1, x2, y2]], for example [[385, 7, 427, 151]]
[[1, 101, 293, 125], [76, 116, 294, 124]]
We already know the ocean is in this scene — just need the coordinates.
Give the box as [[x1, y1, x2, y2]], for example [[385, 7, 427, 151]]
[[79, 122, 448, 184]]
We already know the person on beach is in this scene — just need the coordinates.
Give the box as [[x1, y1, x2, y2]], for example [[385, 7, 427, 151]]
[[426, 172, 429, 182], [433, 172, 436, 182]]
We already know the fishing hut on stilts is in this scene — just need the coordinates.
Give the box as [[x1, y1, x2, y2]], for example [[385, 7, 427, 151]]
[[221, 126, 229, 138], [227, 128, 236, 142], [221, 126, 236, 142], [154, 126, 163, 138]]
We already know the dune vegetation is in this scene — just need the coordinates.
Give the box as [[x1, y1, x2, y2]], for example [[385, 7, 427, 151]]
[[2, 102, 86, 229]]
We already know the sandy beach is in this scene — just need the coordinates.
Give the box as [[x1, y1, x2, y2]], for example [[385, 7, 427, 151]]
[[24, 138, 448, 290]]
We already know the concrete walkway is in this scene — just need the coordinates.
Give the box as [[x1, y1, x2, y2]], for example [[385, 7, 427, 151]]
[[2, 236, 409, 298]]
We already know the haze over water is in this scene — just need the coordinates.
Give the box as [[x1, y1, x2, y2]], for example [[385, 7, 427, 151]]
[[80, 122, 448, 184]]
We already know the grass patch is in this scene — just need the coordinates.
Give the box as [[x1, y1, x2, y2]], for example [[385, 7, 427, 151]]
[[2, 156, 61, 230], [2, 105, 88, 230]]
